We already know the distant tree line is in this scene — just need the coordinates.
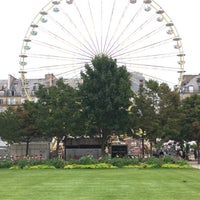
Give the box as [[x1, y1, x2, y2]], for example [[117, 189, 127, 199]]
[[0, 55, 199, 163]]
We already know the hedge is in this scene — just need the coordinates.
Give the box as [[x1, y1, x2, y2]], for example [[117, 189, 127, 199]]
[[0, 155, 191, 169]]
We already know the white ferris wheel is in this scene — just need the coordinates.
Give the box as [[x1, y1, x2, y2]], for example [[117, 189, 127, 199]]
[[19, 0, 185, 98]]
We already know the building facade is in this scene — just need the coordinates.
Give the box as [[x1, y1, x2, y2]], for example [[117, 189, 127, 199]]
[[180, 74, 200, 99], [0, 74, 82, 112]]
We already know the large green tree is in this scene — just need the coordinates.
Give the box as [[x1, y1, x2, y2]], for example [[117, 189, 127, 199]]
[[78, 55, 134, 151], [179, 94, 200, 163], [130, 81, 181, 155], [130, 80, 160, 156], [0, 107, 19, 143], [158, 83, 181, 141], [32, 78, 80, 155], [0, 106, 40, 156]]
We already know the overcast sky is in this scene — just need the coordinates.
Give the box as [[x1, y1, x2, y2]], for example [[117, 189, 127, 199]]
[[0, 0, 199, 79]]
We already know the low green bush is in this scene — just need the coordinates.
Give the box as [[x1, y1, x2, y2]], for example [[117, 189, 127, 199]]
[[64, 163, 116, 169], [123, 164, 156, 169], [44, 158, 65, 168], [78, 156, 98, 165], [163, 155, 188, 165], [9, 165, 21, 170], [140, 163, 156, 168], [123, 165, 141, 169], [14, 159, 30, 168], [108, 157, 136, 168], [28, 165, 56, 169], [143, 157, 164, 168], [64, 164, 96, 169], [95, 163, 116, 169], [14, 158, 45, 168], [161, 163, 191, 169], [0, 159, 13, 168]]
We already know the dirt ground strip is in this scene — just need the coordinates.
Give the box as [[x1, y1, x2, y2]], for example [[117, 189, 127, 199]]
[[189, 161, 200, 169]]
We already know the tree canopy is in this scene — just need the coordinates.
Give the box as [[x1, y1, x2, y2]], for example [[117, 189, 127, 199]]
[[179, 94, 200, 163], [78, 55, 134, 145], [32, 78, 80, 152], [0, 106, 40, 156]]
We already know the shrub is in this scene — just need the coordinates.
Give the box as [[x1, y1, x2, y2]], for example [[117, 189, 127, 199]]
[[64, 163, 117, 169], [161, 163, 191, 169], [44, 158, 65, 168], [140, 163, 156, 168], [27, 159, 44, 166], [78, 156, 98, 165], [64, 164, 96, 169], [108, 157, 130, 168], [143, 157, 164, 168], [28, 165, 56, 169], [0, 159, 13, 168], [163, 155, 188, 165], [123, 165, 141, 169], [123, 164, 156, 169], [14, 159, 28, 168], [9, 165, 21, 170], [95, 163, 116, 169]]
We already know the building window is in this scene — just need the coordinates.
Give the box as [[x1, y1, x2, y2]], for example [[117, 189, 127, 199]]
[[21, 98, 25, 104], [188, 86, 194, 93], [8, 98, 16, 105], [0, 91, 4, 96], [0, 99, 3, 104]]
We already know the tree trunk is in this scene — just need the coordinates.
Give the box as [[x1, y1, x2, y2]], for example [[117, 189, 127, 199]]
[[149, 141, 153, 157], [141, 135, 145, 158], [25, 140, 30, 157], [63, 137, 67, 160], [56, 139, 61, 158], [197, 141, 200, 164], [100, 130, 111, 156]]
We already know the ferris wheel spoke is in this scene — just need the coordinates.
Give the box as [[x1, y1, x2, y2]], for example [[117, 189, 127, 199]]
[[102, 0, 117, 53], [141, 72, 177, 86], [108, 13, 157, 56], [87, 0, 100, 53], [60, 7, 97, 56], [105, 4, 144, 56], [47, 14, 95, 56], [27, 53, 91, 62], [37, 26, 93, 57], [117, 52, 178, 61], [104, 1, 130, 54], [31, 39, 93, 59], [55, 65, 85, 77], [26, 62, 85, 73], [112, 37, 173, 58], [109, 24, 166, 58], [122, 63, 180, 71], [127, 67, 178, 87], [73, 2, 99, 55]]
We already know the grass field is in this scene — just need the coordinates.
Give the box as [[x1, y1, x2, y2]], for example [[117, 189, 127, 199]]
[[0, 169, 200, 200]]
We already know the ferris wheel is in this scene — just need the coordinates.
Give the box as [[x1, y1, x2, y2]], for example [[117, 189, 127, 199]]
[[19, 0, 185, 98]]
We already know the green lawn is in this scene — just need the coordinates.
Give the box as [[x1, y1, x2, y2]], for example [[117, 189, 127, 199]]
[[0, 169, 199, 200]]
